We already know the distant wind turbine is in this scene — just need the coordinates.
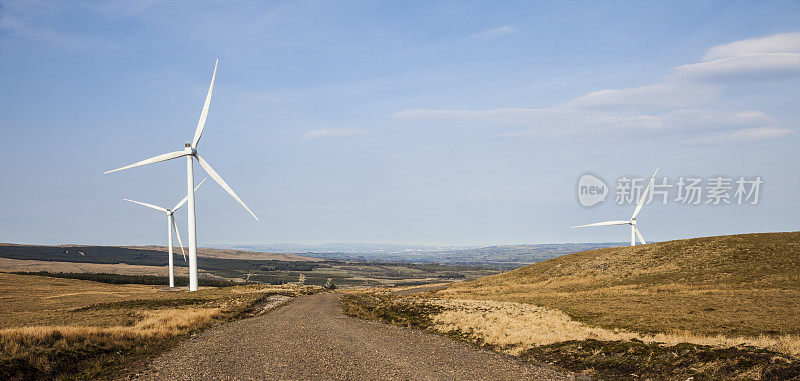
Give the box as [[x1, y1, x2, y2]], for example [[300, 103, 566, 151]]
[[124, 179, 206, 287], [572, 168, 659, 246], [106, 60, 259, 291]]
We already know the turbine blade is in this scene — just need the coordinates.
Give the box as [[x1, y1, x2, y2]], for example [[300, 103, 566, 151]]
[[195, 154, 259, 221], [571, 220, 630, 228], [105, 151, 186, 174], [191, 59, 218, 148], [172, 217, 186, 261], [634, 226, 646, 245], [123, 199, 168, 213], [631, 168, 659, 219], [172, 177, 207, 211]]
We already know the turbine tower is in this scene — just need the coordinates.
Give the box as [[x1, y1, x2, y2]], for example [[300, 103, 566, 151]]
[[123, 179, 205, 287], [572, 168, 659, 246], [106, 60, 258, 291]]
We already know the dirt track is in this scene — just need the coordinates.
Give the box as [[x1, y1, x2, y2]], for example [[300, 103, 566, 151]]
[[131, 293, 572, 380]]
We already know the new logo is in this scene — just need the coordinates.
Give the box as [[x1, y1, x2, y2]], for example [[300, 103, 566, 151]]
[[577, 174, 608, 207]]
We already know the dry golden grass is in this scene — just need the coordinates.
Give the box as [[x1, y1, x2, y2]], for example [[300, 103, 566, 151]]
[[0, 273, 167, 329], [0, 308, 220, 344], [0, 273, 322, 379], [0, 308, 221, 379], [343, 290, 800, 379], [424, 298, 800, 356], [437, 232, 800, 338]]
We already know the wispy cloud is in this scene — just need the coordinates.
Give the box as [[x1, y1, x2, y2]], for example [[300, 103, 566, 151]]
[[0, 13, 83, 50], [674, 53, 800, 82], [702, 32, 800, 61], [396, 108, 770, 138], [393, 32, 799, 144], [300, 128, 371, 141], [0, 2, 113, 51], [683, 128, 793, 145], [564, 82, 718, 111], [674, 32, 800, 82], [466, 25, 515, 40]]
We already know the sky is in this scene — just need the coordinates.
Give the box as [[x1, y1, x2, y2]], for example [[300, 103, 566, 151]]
[[1, 0, 799, 247]]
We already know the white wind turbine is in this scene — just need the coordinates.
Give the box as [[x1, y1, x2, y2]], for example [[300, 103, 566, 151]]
[[106, 60, 258, 291], [124, 179, 206, 288], [572, 168, 659, 246]]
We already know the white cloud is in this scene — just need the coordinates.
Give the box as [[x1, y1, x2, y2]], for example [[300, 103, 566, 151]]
[[392, 32, 799, 144], [670, 32, 800, 82], [564, 82, 718, 110], [393, 108, 558, 125], [394, 107, 771, 139], [702, 32, 800, 61], [683, 128, 793, 145], [395, 107, 664, 134], [674, 53, 800, 82], [467, 25, 515, 40], [659, 109, 771, 131], [300, 128, 371, 141]]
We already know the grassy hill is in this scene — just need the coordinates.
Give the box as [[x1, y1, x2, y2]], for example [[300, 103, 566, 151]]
[[438, 231, 800, 337]]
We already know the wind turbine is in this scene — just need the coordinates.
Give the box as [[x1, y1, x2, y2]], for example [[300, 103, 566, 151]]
[[572, 168, 659, 246], [123, 179, 206, 287], [105, 60, 259, 291]]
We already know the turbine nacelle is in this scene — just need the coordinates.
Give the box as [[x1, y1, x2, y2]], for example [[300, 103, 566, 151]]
[[106, 60, 257, 291], [571, 168, 659, 246]]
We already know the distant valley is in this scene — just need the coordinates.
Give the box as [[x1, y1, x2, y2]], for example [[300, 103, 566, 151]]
[[214, 242, 625, 264]]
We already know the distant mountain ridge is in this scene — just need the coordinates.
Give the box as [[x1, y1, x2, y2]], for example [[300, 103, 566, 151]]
[[0, 243, 319, 262], [215, 242, 625, 264], [213, 242, 478, 254]]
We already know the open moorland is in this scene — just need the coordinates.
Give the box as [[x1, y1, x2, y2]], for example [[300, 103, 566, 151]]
[[0, 244, 500, 287], [4, 233, 800, 379], [438, 231, 800, 338], [343, 232, 800, 379], [0, 272, 322, 379]]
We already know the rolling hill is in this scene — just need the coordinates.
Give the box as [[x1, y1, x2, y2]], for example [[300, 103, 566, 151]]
[[437, 231, 800, 337]]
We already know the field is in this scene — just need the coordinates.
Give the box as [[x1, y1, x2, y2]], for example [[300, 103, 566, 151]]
[[343, 232, 800, 379], [0, 244, 503, 379], [0, 272, 321, 379], [0, 244, 500, 287], [438, 231, 800, 337], [7, 233, 799, 378]]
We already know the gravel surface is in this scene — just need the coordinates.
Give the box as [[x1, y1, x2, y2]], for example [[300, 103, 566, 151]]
[[130, 293, 573, 380]]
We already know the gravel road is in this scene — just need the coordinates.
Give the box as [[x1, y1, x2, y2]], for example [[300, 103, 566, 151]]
[[130, 293, 572, 380]]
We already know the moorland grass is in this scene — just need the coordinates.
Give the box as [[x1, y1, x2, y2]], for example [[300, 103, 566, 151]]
[[342, 291, 800, 380], [438, 232, 800, 337], [343, 232, 800, 379], [0, 273, 321, 380]]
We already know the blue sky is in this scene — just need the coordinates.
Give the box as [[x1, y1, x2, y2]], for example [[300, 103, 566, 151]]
[[1, 1, 798, 247]]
